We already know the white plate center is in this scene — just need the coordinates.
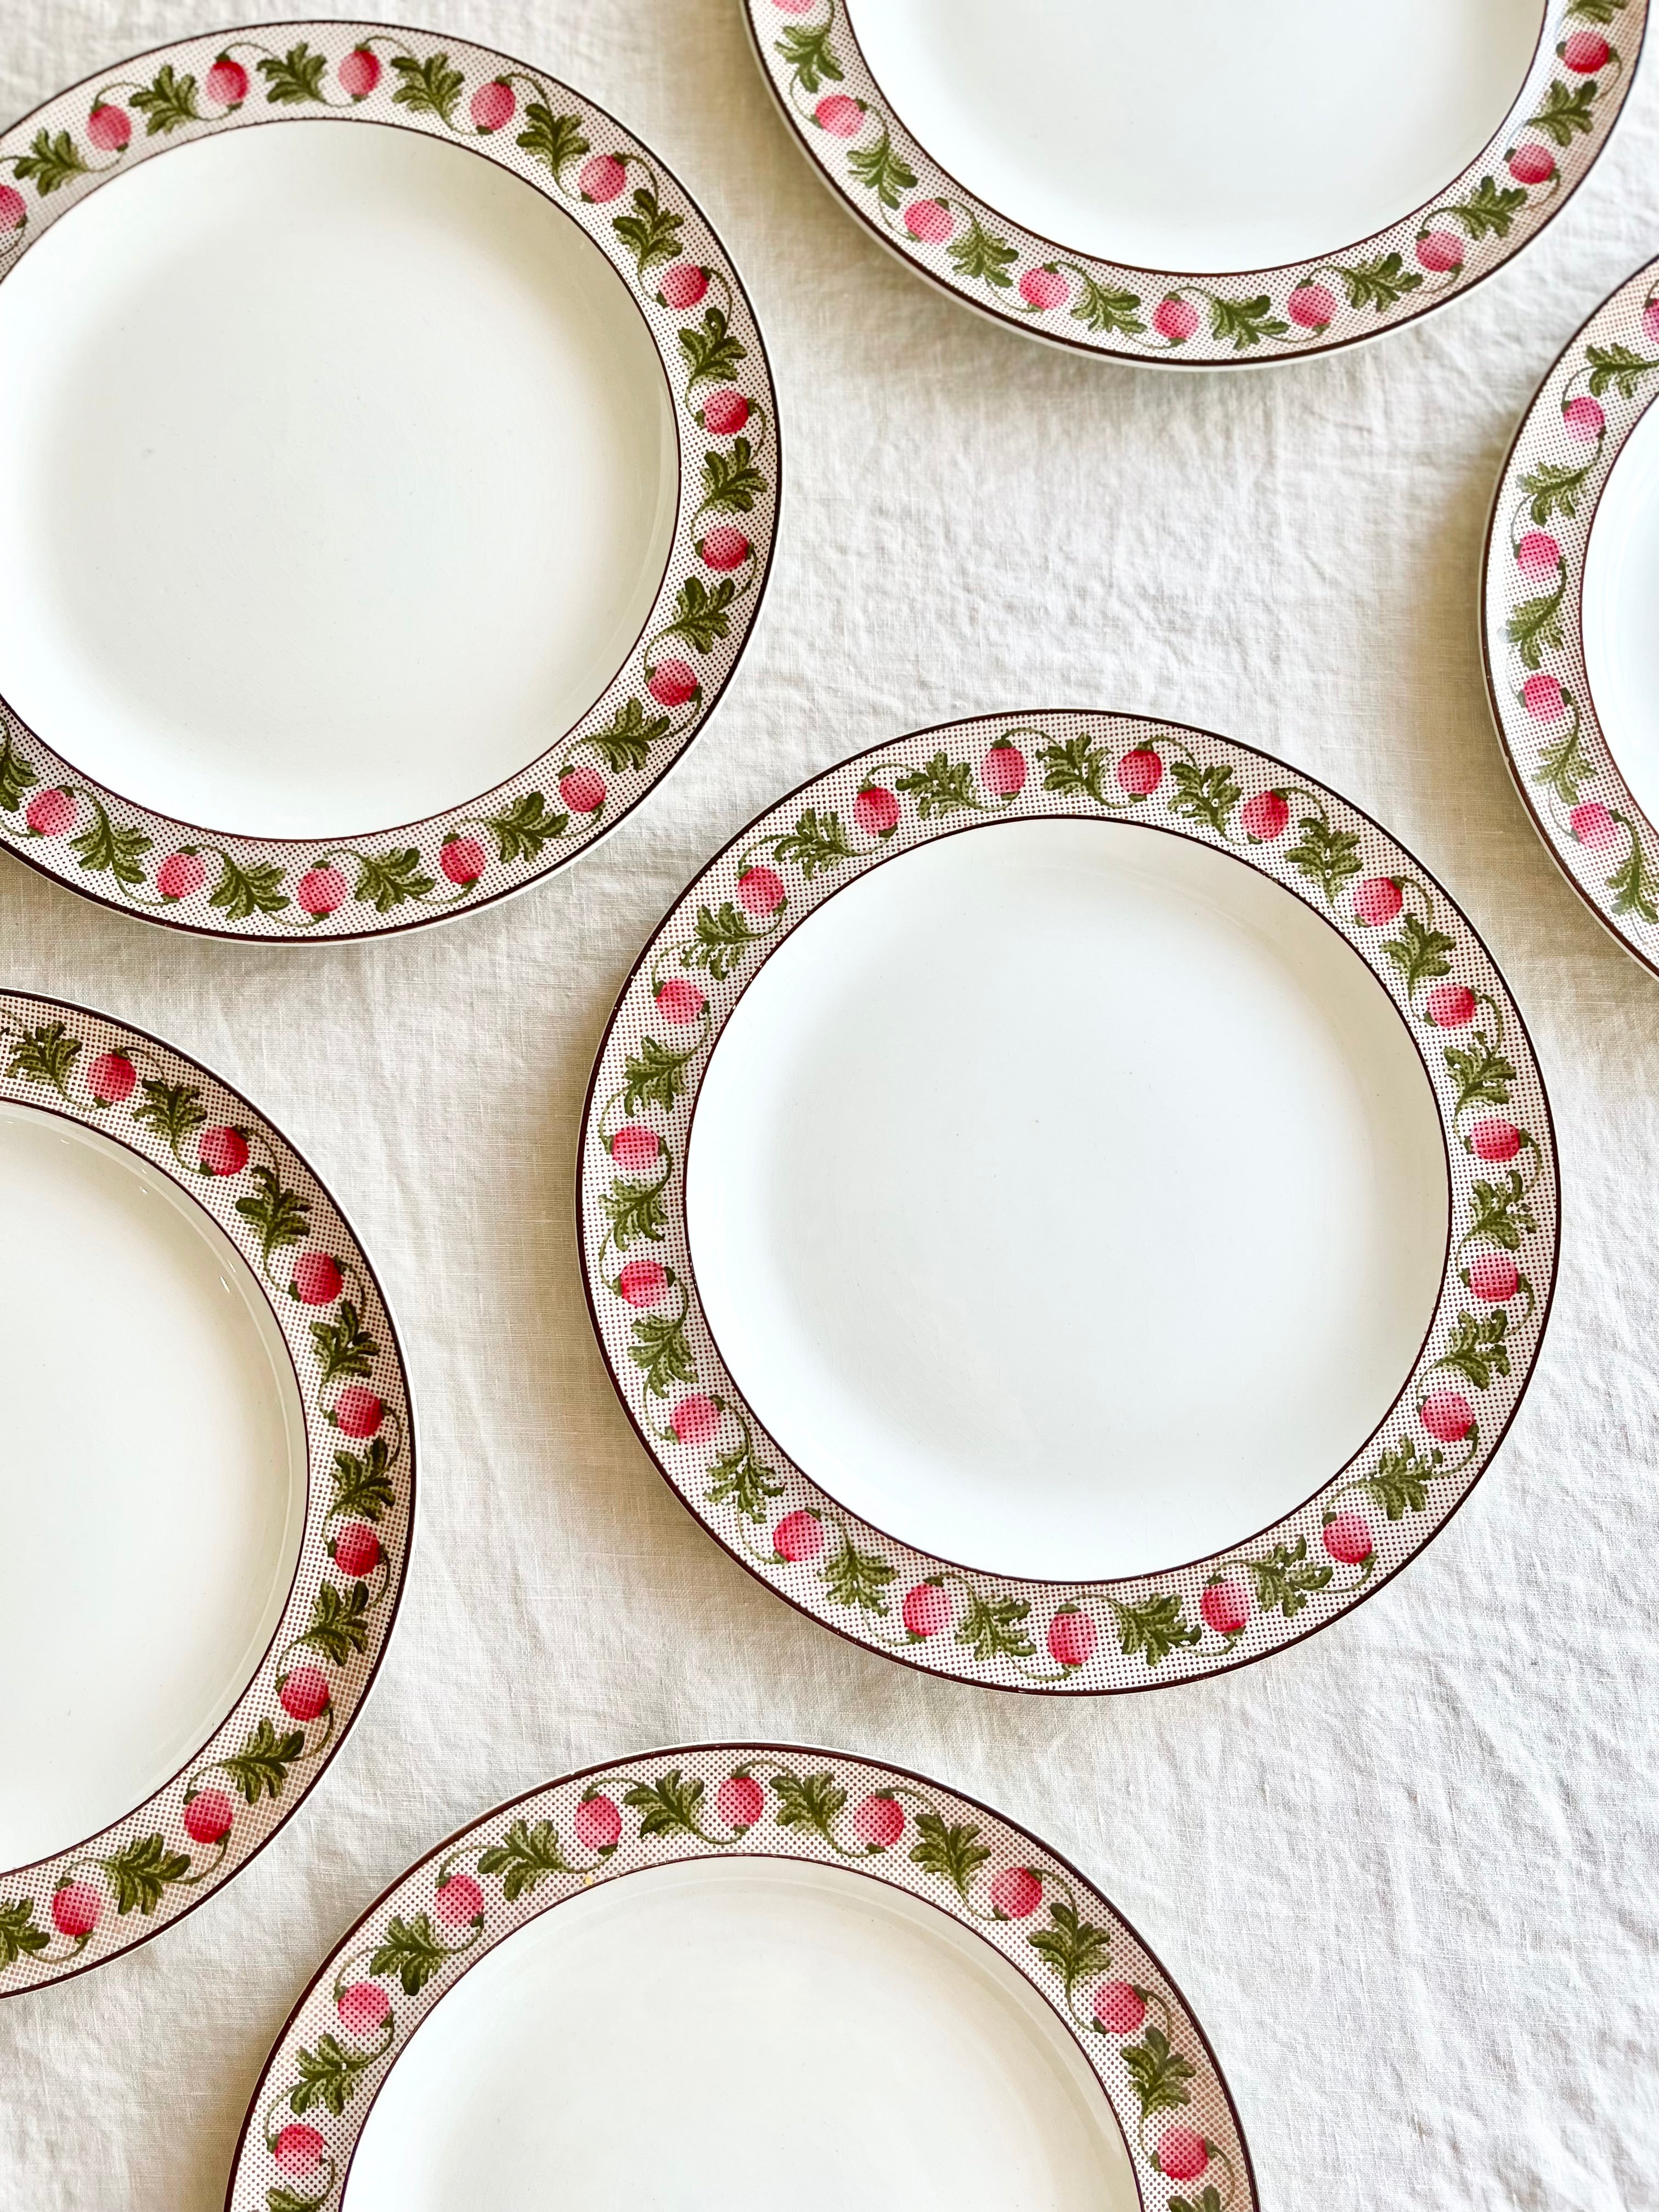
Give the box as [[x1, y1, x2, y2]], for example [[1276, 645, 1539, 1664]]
[[0, 1102, 306, 1868], [846, 0, 1544, 273], [1583, 397, 1659, 828], [345, 1855, 1136, 2209], [0, 120, 676, 839], [687, 817, 1448, 1581]]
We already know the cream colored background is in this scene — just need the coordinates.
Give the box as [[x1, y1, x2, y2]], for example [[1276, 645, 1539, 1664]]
[[2, 4, 1656, 2204]]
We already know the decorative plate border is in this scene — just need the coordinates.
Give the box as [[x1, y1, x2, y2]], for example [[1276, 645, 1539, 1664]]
[[0, 20, 778, 941], [1482, 256, 1659, 970], [225, 1742, 1255, 2212], [742, 0, 1644, 366], [578, 713, 1559, 1694], [0, 990, 413, 1994]]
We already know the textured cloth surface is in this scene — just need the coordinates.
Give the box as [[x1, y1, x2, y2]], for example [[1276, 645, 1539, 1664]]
[[2, 5, 1657, 2205]]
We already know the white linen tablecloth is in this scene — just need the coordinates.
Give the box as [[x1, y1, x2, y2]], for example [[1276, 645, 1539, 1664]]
[[2, 4, 1657, 2204]]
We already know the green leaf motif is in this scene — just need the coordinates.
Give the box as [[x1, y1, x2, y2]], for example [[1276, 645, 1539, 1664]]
[[822, 1535, 895, 1615], [603, 1172, 667, 1250], [0, 1897, 48, 1966], [1039, 735, 1111, 806], [517, 101, 589, 182], [949, 212, 1017, 289], [1469, 1170, 1534, 1254], [1333, 251, 1424, 313], [895, 751, 980, 818], [289, 2033, 374, 2118], [1240, 1536, 1332, 1620], [1505, 582, 1565, 670], [613, 183, 684, 277], [679, 307, 747, 391], [623, 1768, 706, 1839], [296, 1578, 372, 1666], [1566, 0, 1626, 17], [0, 729, 38, 812], [1384, 913, 1456, 997], [1028, 1900, 1113, 2005], [1584, 342, 1659, 399], [481, 791, 569, 864], [329, 1437, 396, 1524], [72, 805, 152, 886], [1437, 1308, 1511, 1390], [662, 575, 737, 655], [13, 128, 88, 193], [99, 1832, 191, 1916], [1357, 1435, 1443, 1520], [132, 1077, 207, 1160], [1442, 176, 1527, 241], [235, 1164, 311, 1272], [771, 1769, 848, 1845], [684, 900, 767, 980], [622, 1035, 698, 1116], [629, 1310, 696, 1398], [390, 52, 465, 126], [706, 1430, 784, 1522], [354, 848, 435, 912], [1528, 79, 1599, 149], [1208, 294, 1289, 350], [1070, 274, 1146, 335], [586, 697, 673, 774], [1111, 1595, 1201, 1667], [699, 436, 766, 517], [312, 1300, 380, 1385], [1609, 825, 1659, 923], [371, 1912, 452, 1995], [131, 63, 200, 134], [777, 20, 843, 95], [257, 43, 328, 104], [210, 852, 290, 919], [268, 2187, 333, 2212], [4, 1019, 80, 1096], [770, 806, 857, 878], [1167, 760, 1240, 833], [955, 1592, 1036, 1662], [1170, 2187, 1226, 2212], [219, 1716, 307, 1805], [1445, 1034, 1516, 1118], [1286, 813, 1362, 905], [1120, 2025, 1196, 2121], [1520, 458, 1593, 526], [909, 1810, 991, 1898], [847, 123, 916, 212], [1534, 720, 1593, 807], [479, 1818, 573, 1901]]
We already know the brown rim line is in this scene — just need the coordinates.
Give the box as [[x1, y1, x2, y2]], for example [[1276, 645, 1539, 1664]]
[[224, 1741, 1258, 2212], [742, 0, 1646, 369], [0, 989, 415, 1996], [578, 710, 1561, 1697], [1481, 253, 1659, 981], [0, 19, 780, 943]]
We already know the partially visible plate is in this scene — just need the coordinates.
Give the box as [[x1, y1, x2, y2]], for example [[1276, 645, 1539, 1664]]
[[0, 22, 777, 939], [744, 0, 1643, 365], [228, 1744, 1255, 2212], [1483, 256, 1659, 972], [580, 713, 1558, 1692], [0, 992, 412, 1993]]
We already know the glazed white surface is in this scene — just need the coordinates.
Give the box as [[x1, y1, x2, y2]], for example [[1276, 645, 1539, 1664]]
[[0, 1102, 305, 1869], [345, 1857, 1136, 2209], [689, 817, 1447, 1580], [0, 120, 676, 838], [1582, 398, 1659, 833], [847, 0, 1544, 273], [3, 5, 1657, 2211]]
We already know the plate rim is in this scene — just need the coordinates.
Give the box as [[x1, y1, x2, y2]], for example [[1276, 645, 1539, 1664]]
[[740, 0, 1646, 368], [0, 988, 415, 1995], [1481, 253, 1659, 977], [223, 1739, 1259, 2212], [578, 709, 1560, 1695], [0, 17, 781, 941]]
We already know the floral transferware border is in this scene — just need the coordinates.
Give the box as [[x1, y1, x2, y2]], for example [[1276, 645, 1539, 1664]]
[[227, 1743, 1254, 2212], [579, 713, 1558, 1694], [743, 0, 1644, 366], [0, 22, 777, 940], [0, 990, 413, 1994], [1483, 256, 1659, 973]]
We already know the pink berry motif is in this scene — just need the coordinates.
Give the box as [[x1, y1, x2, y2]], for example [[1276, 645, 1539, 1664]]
[[331, 1385, 383, 1440], [339, 47, 380, 99], [1561, 29, 1611, 71], [87, 104, 132, 152], [1469, 1117, 1522, 1163], [51, 1882, 101, 1939], [981, 739, 1027, 798], [1508, 141, 1555, 186], [579, 154, 627, 203], [1521, 672, 1566, 721], [1158, 2126, 1209, 2183], [990, 1866, 1043, 1920], [184, 1788, 234, 1846], [574, 1793, 623, 1853], [1645, 300, 1659, 346], [659, 262, 708, 311], [441, 835, 487, 887], [298, 865, 347, 917], [1200, 1578, 1249, 1639], [701, 389, 750, 436], [617, 1257, 668, 1308], [1570, 801, 1618, 851], [280, 1666, 331, 1723], [700, 525, 751, 572], [434, 1874, 483, 1927], [1515, 531, 1561, 581], [471, 80, 515, 133], [716, 1774, 765, 1831], [1093, 1980, 1146, 2035], [0, 184, 26, 232], [670, 1393, 720, 1446], [1416, 229, 1463, 274], [738, 864, 785, 917], [25, 787, 75, 838], [88, 1051, 136, 1106], [656, 978, 705, 1026], [560, 766, 606, 816], [1240, 789, 1290, 842], [1322, 1512, 1373, 1567], [1466, 1250, 1520, 1304], [1352, 876, 1402, 927], [1153, 296, 1199, 343], [772, 1508, 824, 1563], [292, 1250, 344, 1306], [332, 1521, 381, 1578], [206, 57, 249, 106], [855, 784, 900, 837], [1019, 266, 1069, 312], [273, 2125, 326, 2175], [1420, 1390, 1474, 1444], [1288, 282, 1336, 331], [199, 1125, 248, 1177], [853, 1793, 904, 1849], [1425, 982, 1475, 1029], [1117, 746, 1163, 798], [902, 1580, 952, 1639], [157, 849, 206, 901], [815, 94, 862, 137], [1562, 394, 1604, 443], [337, 1979, 391, 2037], [1047, 1606, 1096, 1669], [611, 1122, 661, 1172], [904, 198, 954, 244], [648, 658, 699, 709]]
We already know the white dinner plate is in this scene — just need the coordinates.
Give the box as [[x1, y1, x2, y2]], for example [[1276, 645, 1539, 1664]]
[[1483, 256, 1659, 974], [0, 22, 777, 939], [0, 992, 412, 1994], [228, 1745, 1255, 2212], [743, 0, 1644, 365], [580, 713, 1558, 1692]]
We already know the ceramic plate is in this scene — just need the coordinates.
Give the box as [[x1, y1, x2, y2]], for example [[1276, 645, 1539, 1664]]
[[0, 22, 777, 940], [1483, 256, 1659, 970], [228, 1742, 1254, 2211], [744, 0, 1643, 366], [0, 992, 411, 1993], [580, 713, 1558, 1693]]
